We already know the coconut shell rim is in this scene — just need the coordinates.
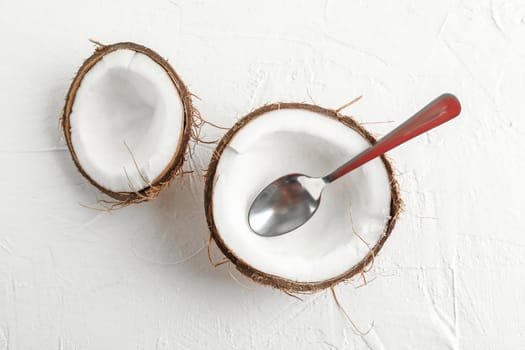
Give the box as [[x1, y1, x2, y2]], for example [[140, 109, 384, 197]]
[[62, 41, 194, 203], [204, 102, 402, 293]]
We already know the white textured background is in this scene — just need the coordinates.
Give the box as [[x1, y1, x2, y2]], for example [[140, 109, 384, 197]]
[[0, 0, 523, 349]]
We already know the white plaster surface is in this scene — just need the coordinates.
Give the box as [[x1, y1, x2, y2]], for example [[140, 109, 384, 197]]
[[0, 0, 523, 349]]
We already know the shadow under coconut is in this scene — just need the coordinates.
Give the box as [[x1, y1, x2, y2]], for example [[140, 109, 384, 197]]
[[129, 171, 208, 265], [126, 146, 244, 288]]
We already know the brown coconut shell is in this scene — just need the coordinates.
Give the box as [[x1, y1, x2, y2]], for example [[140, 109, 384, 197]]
[[204, 103, 402, 293], [62, 42, 194, 204]]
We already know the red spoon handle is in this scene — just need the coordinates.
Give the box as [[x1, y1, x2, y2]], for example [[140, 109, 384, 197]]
[[324, 93, 461, 183]]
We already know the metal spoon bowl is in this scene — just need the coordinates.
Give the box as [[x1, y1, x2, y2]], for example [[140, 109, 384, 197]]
[[248, 94, 461, 237]]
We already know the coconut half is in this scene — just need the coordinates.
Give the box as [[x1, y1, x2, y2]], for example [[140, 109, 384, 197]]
[[62, 42, 193, 203], [204, 103, 401, 293]]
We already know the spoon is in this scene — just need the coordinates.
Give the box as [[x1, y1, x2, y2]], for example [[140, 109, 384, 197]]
[[248, 93, 461, 237]]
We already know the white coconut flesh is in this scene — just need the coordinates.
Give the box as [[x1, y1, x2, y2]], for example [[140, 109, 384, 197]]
[[69, 49, 184, 193], [212, 109, 392, 283]]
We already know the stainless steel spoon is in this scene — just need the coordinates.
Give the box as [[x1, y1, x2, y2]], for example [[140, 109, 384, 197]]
[[248, 94, 461, 237]]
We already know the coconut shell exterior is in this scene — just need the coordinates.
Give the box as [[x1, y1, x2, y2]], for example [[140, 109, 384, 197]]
[[62, 42, 194, 203], [204, 103, 402, 293]]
